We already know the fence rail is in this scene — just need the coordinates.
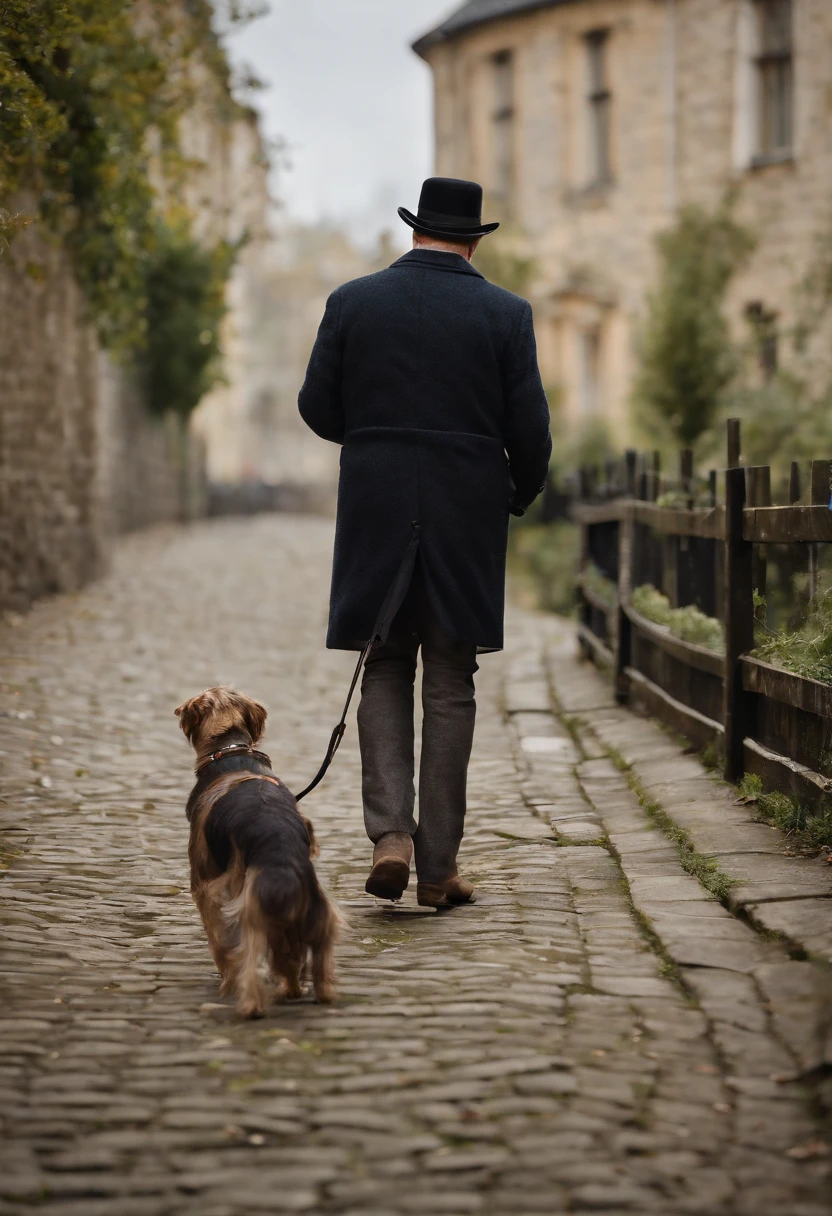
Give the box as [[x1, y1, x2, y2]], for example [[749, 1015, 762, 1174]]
[[571, 419, 832, 807]]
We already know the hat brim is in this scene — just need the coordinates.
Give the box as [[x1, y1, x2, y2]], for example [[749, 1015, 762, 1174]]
[[398, 207, 499, 241]]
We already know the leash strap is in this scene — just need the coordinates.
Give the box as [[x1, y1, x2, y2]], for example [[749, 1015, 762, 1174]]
[[294, 524, 420, 802]]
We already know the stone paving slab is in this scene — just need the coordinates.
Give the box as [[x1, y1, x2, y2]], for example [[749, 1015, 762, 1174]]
[[0, 517, 829, 1213], [544, 626, 832, 1081], [550, 632, 832, 962]]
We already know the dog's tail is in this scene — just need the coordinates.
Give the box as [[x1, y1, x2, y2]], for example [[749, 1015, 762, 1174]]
[[223, 868, 270, 1018]]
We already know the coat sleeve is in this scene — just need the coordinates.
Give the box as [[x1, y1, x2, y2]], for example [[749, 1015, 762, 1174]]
[[298, 290, 345, 444], [502, 302, 552, 511]]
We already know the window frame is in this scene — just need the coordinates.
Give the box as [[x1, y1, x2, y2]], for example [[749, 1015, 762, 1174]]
[[490, 49, 516, 203], [584, 28, 612, 188], [753, 0, 794, 163]]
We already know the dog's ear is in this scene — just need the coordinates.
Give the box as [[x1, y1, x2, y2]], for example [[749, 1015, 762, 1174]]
[[240, 696, 268, 744], [301, 816, 320, 859], [175, 693, 206, 741]]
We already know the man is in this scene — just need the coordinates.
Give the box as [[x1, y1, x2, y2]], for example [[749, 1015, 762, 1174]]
[[299, 177, 552, 909]]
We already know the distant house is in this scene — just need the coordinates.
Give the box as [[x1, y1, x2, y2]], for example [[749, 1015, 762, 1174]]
[[414, 0, 832, 440]]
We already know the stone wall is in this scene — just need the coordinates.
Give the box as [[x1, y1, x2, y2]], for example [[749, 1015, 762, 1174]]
[[0, 2, 270, 614], [0, 223, 104, 611], [98, 356, 207, 535], [0, 220, 206, 612]]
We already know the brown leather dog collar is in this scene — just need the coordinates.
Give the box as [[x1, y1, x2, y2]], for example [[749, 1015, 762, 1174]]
[[195, 744, 273, 775]]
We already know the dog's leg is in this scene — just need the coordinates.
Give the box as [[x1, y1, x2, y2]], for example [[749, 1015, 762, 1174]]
[[194, 881, 235, 992], [268, 931, 305, 1001], [224, 870, 269, 1018], [311, 939, 336, 1004], [310, 898, 340, 1004], [280, 952, 305, 1001]]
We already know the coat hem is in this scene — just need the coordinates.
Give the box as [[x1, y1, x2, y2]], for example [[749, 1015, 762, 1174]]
[[326, 639, 503, 655]]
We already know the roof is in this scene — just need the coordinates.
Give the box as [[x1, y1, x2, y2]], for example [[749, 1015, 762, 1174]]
[[413, 0, 574, 58]]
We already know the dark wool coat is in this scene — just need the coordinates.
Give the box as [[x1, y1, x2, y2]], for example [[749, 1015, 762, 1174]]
[[298, 249, 552, 652]]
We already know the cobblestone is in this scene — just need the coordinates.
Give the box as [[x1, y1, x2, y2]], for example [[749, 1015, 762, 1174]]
[[0, 515, 830, 1213]]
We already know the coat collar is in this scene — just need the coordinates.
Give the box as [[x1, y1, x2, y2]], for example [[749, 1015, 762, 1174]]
[[391, 249, 484, 279]]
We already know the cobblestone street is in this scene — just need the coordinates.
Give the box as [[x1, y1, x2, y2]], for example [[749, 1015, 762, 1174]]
[[0, 515, 830, 1215]]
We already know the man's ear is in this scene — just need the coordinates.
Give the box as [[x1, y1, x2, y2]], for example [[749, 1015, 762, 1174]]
[[301, 816, 320, 859]]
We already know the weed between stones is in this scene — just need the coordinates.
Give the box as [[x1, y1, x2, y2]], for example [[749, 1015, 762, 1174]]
[[737, 773, 832, 852], [605, 746, 735, 903]]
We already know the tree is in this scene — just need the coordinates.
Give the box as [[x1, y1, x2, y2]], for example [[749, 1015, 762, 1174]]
[[633, 204, 755, 447]]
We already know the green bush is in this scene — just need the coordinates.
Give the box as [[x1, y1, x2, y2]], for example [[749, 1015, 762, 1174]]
[[509, 522, 579, 616], [1, 0, 169, 347], [633, 203, 755, 447], [583, 563, 617, 611], [631, 584, 725, 653], [631, 584, 672, 626], [753, 588, 832, 684], [0, 0, 246, 415], [142, 225, 237, 417]]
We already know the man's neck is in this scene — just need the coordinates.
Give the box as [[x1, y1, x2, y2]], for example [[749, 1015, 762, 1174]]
[[412, 239, 473, 261]]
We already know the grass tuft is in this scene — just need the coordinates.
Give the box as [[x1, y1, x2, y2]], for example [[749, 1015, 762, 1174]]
[[631, 585, 725, 653], [752, 588, 832, 685], [738, 773, 832, 851], [608, 747, 735, 902]]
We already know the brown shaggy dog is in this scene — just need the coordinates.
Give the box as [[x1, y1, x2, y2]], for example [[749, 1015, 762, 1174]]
[[176, 687, 340, 1017]]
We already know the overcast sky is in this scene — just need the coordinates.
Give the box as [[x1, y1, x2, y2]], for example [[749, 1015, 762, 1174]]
[[225, 0, 457, 246]]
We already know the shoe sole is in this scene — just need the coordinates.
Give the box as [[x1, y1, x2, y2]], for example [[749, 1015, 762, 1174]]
[[365, 858, 410, 902], [416, 888, 476, 909]]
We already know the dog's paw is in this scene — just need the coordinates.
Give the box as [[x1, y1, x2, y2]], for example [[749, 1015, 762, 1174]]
[[238, 1000, 266, 1019], [314, 985, 335, 1005]]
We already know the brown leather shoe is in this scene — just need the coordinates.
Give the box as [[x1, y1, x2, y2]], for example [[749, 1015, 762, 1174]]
[[416, 874, 476, 908], [365, 833, 413, 901]]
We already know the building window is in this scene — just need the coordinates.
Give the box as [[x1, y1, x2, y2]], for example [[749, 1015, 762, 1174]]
[[491, 50, 515, 201], [579, 327, 602, 416], [755, 0, 793, 158], [585, 30, 611, 186]]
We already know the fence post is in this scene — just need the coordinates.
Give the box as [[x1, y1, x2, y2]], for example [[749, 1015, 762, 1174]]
[[614, 498, 634, 705], [680, 448, 694, 507], [624, 449, 637, 498], [746, 464, 771, 606], [723, 465, 755, 783], [789, 461, 801, 505], [638, 456, 648, 501], [808, 459, 831, 600], [727, 418, 742, 469], [576, 474, 591, 660]]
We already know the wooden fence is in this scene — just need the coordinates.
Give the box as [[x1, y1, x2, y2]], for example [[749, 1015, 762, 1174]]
[[571, 419, 832, 806]]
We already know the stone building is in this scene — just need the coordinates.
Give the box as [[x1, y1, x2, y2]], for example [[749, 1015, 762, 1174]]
[[414, 0, 832, 440], [238, 225, 398, 500]]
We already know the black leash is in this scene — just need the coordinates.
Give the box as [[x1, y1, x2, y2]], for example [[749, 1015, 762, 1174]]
[[294, 524, 420, 802]]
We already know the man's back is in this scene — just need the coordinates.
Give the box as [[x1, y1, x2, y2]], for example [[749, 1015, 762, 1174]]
[[331, 249, 529, 440], [299, 243, 551, 653]]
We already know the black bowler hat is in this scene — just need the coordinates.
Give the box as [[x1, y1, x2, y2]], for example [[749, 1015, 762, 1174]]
[[398, 177, 500, 241]]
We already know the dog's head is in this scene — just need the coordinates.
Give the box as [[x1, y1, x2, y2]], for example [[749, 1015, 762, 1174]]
[[175, 687, 268, 754]]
